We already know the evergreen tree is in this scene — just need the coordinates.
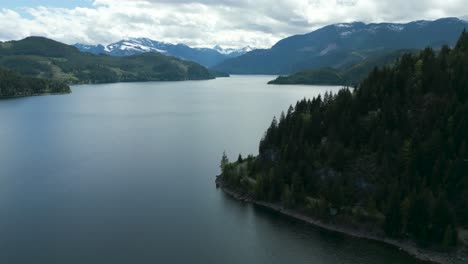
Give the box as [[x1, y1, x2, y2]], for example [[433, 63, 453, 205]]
[[222, 31, 468, 249], [220, 151, 229, 173]]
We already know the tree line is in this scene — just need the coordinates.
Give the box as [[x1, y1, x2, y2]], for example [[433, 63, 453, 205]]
[[221, 31, 468, 250], [0, 68, 70, 98]]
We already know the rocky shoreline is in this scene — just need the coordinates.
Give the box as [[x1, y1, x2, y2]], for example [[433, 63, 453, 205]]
[[216, 176, 466, 264]]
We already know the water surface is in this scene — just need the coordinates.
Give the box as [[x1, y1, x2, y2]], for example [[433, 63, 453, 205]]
[[0, 76, 425, 264]]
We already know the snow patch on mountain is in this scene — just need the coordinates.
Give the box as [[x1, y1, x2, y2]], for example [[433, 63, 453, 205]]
[[414, 20, 430, 27], [335, 23, 353, 28], [387, 24, 405, 31], [213, 45, 254, 55], [340, 31, 353, 37], [320, 43, 337, 56], [76, 39, 253, 57], [335, 22, 407, 37], [106, 38, 169, 54]]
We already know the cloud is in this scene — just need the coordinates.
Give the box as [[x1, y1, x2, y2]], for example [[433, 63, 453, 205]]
[[1, 0, 467, 48]]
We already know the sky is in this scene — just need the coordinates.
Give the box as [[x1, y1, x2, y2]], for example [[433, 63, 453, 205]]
[[1, 0, 467, 49]]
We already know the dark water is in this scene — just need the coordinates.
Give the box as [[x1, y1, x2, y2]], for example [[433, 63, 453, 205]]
[[0, 76, 425, 264]]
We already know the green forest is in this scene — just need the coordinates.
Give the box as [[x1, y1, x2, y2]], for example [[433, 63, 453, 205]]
[[0, 68, 70, 98], [221, 32, 468, 250], [0, 37, 214, 85]]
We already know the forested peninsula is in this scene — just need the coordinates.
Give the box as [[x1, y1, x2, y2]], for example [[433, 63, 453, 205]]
[[217, 32, 468, 264]]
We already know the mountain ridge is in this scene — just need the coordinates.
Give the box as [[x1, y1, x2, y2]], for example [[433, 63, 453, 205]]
[[0, 36, 214, 84], [74, 38, 254, 68], [212, 17, 468, 74]]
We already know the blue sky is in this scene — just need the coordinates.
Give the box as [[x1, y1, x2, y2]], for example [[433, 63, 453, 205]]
[[0, 0, 467, 48]]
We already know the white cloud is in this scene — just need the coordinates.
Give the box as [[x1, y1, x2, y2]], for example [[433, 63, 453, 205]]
[[1, 0, 467, 48]]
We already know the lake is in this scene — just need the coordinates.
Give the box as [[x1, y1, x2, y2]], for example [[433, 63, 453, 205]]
[[0, 75, 425, 263]]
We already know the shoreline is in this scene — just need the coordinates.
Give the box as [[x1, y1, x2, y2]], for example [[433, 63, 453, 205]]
[[0, 91, 71, 100], [69, 77, 216, 87], [216, 176, 466, 264]]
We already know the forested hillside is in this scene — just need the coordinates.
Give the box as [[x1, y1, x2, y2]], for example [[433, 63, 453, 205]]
[[0, 37, 214, 84], [268, 50, 412, 86], [0, 68, 70, 98], [221, 31, 468, 250]]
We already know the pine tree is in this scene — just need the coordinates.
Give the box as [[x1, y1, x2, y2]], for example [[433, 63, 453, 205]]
[[230, 32, 468, 249], [220, 151, 229, 173], [237, 154, 243, 163]]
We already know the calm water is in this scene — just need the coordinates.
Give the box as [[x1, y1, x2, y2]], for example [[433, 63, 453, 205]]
[[0, 76, 425, 264]]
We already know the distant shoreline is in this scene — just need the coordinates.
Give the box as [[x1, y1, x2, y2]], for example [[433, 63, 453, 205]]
[[215, 176, 466, 264], [0, 91, 72, 100]]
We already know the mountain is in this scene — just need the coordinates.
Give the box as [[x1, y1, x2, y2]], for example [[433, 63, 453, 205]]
[[268, 49, 414, 85], [74, 38, 253, 68], [0, 68, 70, 98], [461, 15, 468, 21], [213, 45, 254, 57], [213, 17, 468, 74], [218, 32, 468, 260], [0, 37, 214, 84]]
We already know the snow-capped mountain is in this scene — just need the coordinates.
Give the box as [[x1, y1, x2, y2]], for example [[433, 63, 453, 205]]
[[104, 38, 170, 55], [75, 38, 174, 57], [214, 17, 468, 74], [75, 38, 254, 68], [213, 45, 254, 57]]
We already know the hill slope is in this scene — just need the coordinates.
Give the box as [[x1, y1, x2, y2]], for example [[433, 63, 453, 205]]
[[269, 50, 413, 85], [0, 37, 214, 84], [0, 68, 70, 98], [269, 67, 343, 85], [213, 18, 468, 74], [219, 32, 468, 260]]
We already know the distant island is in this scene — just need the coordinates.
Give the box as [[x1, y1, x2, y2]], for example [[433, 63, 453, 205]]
[[217, 31, 468, 264], [0, 37, 215, 85], [269, 67, 345, 86], [0, 68, 70, 98], [268, 50, 412, 86]]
